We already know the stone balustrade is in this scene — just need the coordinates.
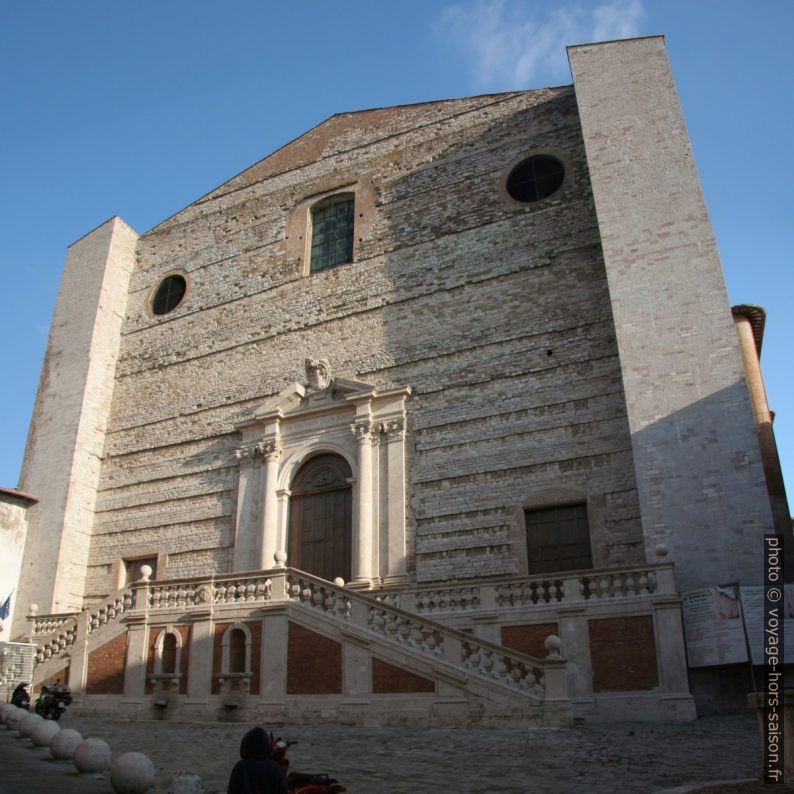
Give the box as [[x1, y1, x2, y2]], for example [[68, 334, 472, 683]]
[[28, 562, 672, 671], [282, 568, 555, 699], [375, 562, 671, 615]]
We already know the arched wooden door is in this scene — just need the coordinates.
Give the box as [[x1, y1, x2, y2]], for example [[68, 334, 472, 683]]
[[287, 454, 352, 582]]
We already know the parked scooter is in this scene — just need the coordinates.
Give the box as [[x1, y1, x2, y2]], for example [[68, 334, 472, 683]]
[[10, 682, 31, 710], [34, 682, 72, 720], [271, 736, 347, 793]]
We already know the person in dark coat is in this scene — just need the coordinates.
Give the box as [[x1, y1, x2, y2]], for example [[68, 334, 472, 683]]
[[227, 726, 288, 794]]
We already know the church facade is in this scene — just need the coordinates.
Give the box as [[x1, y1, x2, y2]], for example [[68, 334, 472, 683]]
[[10, 37, 787, 724]]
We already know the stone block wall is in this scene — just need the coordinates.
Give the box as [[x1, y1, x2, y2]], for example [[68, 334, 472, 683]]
[[85, 86, 644, 596], [569, 37, 775, 589], [15, 217, 138, 631]]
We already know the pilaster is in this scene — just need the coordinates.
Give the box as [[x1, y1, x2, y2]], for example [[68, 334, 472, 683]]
[[15, 217, 139, 637]]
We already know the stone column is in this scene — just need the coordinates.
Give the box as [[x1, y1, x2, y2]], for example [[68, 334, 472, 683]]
[[556, 607, 593, 702], [259, 441, 282, 570], [66, 610, 91, 702], [260, 611, 287, 712], [341, 640, 371, 721], [234, 444, 264, 572], [351, 419, 376, 585], [275, 489, 291, 563], [121, 580, 149, 709], [383, 418, 408, 585], [122, 614, 149, 705], [654, 596, 696, 719], [186, 607, 213, 710]]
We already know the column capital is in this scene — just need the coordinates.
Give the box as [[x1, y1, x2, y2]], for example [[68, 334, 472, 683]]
[[350, 418, 376, 442], [259, 440, 283, 462], [381, 418, 405, 442], [235, 444, 261, 462]]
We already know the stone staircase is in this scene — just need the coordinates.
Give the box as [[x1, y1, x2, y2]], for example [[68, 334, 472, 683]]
[[27, 568, 570, 725]]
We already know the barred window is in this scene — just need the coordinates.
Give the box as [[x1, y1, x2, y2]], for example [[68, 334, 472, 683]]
[[506, 155, 565, 203], [151, 274, 187, 315], [525, 503, 592, 574], [310, 197, 354, 273]]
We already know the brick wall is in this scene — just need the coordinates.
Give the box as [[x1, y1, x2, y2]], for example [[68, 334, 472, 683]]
[[372, 658, 434, 693], [86, 631, 127, 694], [286, 622, 341, 695], [501, 623, 559, 660], [588, 615, 658, 692], [35, 663, 70, 694]]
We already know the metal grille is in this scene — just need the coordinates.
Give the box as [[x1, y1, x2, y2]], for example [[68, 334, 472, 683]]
[[310, 198, 354, 273], [525, 503, 592, 574], [152, 274, 186, 315], [507, 155, 565, 202], [0, 641, 36, 700]]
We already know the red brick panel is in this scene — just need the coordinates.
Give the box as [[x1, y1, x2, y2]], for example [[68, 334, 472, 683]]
[[35, 664, 70, 695], [589, 615, 658, 692], [86, 631, 127, 694], [212, 621, 262, 695], [372, 658, 435, 693], [287, 623, 342, 694], [501, 623, 559, 660]]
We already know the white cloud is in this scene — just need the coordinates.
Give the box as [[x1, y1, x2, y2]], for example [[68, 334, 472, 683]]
[[437, 0, 644, 90]]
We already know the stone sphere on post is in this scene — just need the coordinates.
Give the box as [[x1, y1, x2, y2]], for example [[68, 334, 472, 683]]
[[31, 719, 61, 746], [18, 711, 43, 737], [6, 708, 25, 730], [138, 564, 153, 582], [51, 728, 83, 760], [110, 752, 156, 794], [73, 737, 113, 774], [544, 634, 562, 658]]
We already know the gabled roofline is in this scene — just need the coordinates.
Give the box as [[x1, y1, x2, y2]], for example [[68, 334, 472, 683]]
[[144, 86, 570, 235]]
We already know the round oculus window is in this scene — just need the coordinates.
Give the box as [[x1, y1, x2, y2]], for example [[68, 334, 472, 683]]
[[151, 274, 187, 315], [506, 155, 565, 203]]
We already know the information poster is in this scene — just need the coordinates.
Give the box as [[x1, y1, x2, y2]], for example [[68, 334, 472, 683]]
[[681, 586, 748, 667], [738, 585, 794, 665]]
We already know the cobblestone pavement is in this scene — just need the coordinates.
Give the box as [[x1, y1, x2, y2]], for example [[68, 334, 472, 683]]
[[0, 713, 784, 793]]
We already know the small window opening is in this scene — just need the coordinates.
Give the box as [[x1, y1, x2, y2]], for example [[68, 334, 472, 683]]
[[229, 629, 247, 674], [152, 274, 187, 315], [310, 197, 354, 273], [161, 633, 178, 675], [506, 155, 565, 203]]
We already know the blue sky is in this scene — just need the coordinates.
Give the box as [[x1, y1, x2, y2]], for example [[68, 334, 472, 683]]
[[2, 1, 792, 504]]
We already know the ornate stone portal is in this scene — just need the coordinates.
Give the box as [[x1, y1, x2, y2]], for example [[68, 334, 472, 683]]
[[234, 368, 411, 587]]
